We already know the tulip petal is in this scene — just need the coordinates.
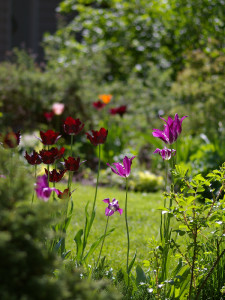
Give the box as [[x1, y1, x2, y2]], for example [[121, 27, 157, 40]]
[[103, 198, 110, 204], [106, 163, 121, 176], [113, 162, 126, 177], [123, 156, 131, 177], [118, 208, 123, 215]]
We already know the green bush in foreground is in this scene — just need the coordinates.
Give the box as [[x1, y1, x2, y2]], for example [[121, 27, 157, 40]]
[[0, 148, 121, 300]]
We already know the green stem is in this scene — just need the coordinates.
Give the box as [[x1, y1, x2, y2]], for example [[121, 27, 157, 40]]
[[96, 215, 109, 267], [81, 144, 101, 260], [31, 165, 37, 204], [68, 171, 71, 190], [91, 144, 101, 218], [125, 177, 130, 276], [53, 181, 56, 201], [175, 139, 178, 165], [189, 227, 197, 300], [165, 160, 168, 191], [47, 164, 50, 187], [195, 247, 225, 300], [70, 135, 74, 156], [47, 145, 50, 186]]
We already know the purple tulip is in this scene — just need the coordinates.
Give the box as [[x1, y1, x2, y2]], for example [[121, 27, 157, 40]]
[[107, 156, 136, 178], [152, 113, 187, 144], [154, 147, 176, 160], [103, 198, 123, 216], [35, 174, 59, 202]]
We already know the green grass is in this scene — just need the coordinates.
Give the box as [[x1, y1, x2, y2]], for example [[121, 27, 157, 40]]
[[57, 183, 163, 270]]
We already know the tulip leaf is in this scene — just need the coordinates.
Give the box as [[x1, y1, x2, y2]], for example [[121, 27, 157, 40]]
[[136, 265, 147, 285], [128, 250, 137, 275], [74, 229, 83, 259], [83, 228, 115, 263], [62, 250, 71, 259], [84, 202, 91, 241], [53, 238, 63, 253], [64, 215, 72, 231]]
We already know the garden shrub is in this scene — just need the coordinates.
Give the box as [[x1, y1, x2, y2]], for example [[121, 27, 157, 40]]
[[46, 0, 225, 79], [171, 49, 225, 140], [0, 148, 121, 300], [0, 50, 61, 130], [130, 170, 163, 193]]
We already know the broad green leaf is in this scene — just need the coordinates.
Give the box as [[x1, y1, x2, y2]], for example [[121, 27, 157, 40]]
[[136, 264, 147, 285]]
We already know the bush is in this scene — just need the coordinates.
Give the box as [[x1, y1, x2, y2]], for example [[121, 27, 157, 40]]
[[0, 50, 61, 130], [0, 148, 121, 300], [171, 49, 225, 140], [130, 170, 163, 193]]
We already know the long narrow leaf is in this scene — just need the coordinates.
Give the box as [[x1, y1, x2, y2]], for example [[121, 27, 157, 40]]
[[74, 229, 83, 259], [64, 215, 72, 231], [128, 250, 137, 275], [53, 238, 63, 253], [83, 228, 115, 263], [84, 202, 91, 241]]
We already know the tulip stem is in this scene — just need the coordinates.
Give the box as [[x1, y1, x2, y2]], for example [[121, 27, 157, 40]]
[[31, 165, 37, 204], [70, 135, 74, 156], [81, 144, 101, 261], [125, 177, 130, 277], [96, 215, 109, 268], [68, 171, 71, 190], [47, 164, 50, 187], [47, 145, 50, 186], [91, 144, 101, 217], [165, 160, 168, 191]]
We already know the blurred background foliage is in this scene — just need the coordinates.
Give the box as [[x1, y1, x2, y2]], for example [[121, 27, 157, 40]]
[[0, 0, 225, 179]]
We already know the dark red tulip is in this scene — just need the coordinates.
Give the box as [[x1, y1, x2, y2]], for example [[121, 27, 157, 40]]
[[86, 128, 108, 146], [39, 147, 65, 164], [25, 150, 42, 165], [39, 149, 56, 164], [110, 105, 127, 117], [44, 111, 54, 122], [63, 117, 84, 135], [64, 156, 86, 172], [0, 131, 21, 148], [37, 130, 61, 145], [93, 101, 106, 110], [54, 147, 65, 160], [45, 168, 66, 183], [57, 188, 70, 200]]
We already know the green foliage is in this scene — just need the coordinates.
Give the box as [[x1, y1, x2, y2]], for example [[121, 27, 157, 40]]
[[46, 0, 225, 79], [0, 50, 61, 130], [130, 171, 164, 193], [171, 49, 225, 139], [0, 148, 122, 300]]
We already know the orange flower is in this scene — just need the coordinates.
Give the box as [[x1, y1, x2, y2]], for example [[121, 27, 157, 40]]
[[98, 94, 112, 104]]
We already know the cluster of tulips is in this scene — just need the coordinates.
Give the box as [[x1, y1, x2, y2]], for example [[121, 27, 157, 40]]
[[0, 112, 187, 279]]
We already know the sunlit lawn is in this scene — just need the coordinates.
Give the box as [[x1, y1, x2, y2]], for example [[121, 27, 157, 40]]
[[57, 183, 163, 270]]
